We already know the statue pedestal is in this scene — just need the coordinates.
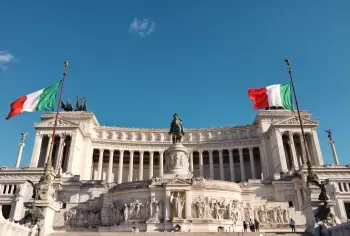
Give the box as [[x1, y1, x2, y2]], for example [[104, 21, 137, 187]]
[[164, 143, 192, 179], [303, 187, 338, 236], [36, 185, 60, 236]]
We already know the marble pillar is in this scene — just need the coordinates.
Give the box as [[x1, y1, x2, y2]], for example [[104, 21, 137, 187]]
[[239, 148, 245, 181], [128, 151, 134, 181], [15, 142, 25, 168], [149, 151, 154, 179], [118, 150, 124, 183], [330, 140, 340, 165], [288, 135, 299, 170], [228, 149, 235, 182], [249, 147, 256, 179], [107, 149, 114, 183], [97, 149, 104, 180], [189, 151, 194, 172], [159, 151, 164, 176], [209, 150, 214, 179], [219, 150, 224, 180], [198, 150, 204, 177], [30, 131, 43, 167], [139, 151, 144, 180]]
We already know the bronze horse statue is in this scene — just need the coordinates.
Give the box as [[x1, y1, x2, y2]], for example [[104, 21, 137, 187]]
[[169, 113, 184, 144]]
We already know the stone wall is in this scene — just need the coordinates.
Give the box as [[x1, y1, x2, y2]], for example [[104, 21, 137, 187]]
[[323, 221, 350, 236]]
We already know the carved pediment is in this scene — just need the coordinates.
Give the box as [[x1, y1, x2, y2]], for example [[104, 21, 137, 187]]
[[35, 118, 79, 128], [273, 116, 318, 126]]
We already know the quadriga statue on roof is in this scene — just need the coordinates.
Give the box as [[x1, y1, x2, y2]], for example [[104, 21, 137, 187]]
[[169, 113, 184, 144]]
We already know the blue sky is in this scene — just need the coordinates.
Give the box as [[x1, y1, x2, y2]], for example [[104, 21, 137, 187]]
[[1, 0, 349, 167]]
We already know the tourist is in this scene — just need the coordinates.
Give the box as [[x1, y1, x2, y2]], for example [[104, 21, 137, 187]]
[[289, 218, 295, 232], [254, 219, 260, 231], [243, 221, 247, 232], [249, 219, 255, 232]]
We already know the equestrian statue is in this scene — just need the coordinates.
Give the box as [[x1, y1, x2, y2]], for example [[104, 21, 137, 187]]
[[169, 113, 184, 144]]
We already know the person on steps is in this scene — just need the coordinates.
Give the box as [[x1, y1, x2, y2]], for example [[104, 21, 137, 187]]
[[290, 218, 296, 232], [249, 219, 255, 232], [254, 219, 260, 232], [243, 221, 247, 232]]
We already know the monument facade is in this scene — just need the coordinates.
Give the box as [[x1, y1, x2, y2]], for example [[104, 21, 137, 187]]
[[1, 110, 350, 234]]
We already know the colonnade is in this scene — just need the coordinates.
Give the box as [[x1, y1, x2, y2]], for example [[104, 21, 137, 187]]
[[31, 133, 72, 173], [282, 131, 321, 172], [91, 147, 262, 183]]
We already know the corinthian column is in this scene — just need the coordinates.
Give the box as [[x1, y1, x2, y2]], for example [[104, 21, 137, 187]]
[[209, 150, 214, 179], [15, 138, 26, 168], [198, 150, 204, 177], [30, 131, 43, 167], [97, 149, 104, 180], [249, 147, 256, 179], [189, 151, 194, 172], [288, 132, 299, 170], [107, 149, 114, 183], [128, 151, 134, 182], [228, 149, 235, 182], [239, 148, 245, 181], [118, 150, 124, 183], [45, 135, 53, 164], [219, 150, 224, 180], [149, 151, 154, 179], [159, 151, 164, 176], [139, 151, 144, 180]]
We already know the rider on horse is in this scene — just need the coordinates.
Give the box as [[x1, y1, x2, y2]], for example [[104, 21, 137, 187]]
[[169, 113, 185, 143]]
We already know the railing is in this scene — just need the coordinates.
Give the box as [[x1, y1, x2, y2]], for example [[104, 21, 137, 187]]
[[0, 213, 38, 236], [0, 184, 18, 195]]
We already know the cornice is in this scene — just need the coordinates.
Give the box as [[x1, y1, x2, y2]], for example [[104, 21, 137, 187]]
[[92, 139, 261, 151], [253, 110, 312, 124]]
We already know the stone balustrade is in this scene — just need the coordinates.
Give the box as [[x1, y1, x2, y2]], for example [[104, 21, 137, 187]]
[[93, 127, 260, 142], [0, 184, 17, 195], [0, 213, 37, 236]]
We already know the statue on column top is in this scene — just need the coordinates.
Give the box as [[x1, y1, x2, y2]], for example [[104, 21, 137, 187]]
[[325, 129, 333, 142], [169, 113, 185, 144], [21, 132, 28, 142]]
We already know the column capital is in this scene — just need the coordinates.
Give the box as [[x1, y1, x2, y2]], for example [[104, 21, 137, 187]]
[[99, 148, 104, 153], [159, 151, 164, 155], [59, 132, 68, 140], [149, 151, 154, 155], [47, 134, 53, 139], [248, 147, 253, 151], [198, 150, 203, 154], [238, 147, 243, 152], [139, 150, 144, 155], [218, 149, 223, 153], [208, 149, 213, 154], [129, 150, 135, 154], [227, 148, 233, 152], [35, 130, 42, 137], [109, 149, 114, 154], [119, 149, 125, 154]]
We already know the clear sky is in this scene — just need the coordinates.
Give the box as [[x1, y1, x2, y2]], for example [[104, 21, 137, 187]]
[[1, 1, 349, 167]]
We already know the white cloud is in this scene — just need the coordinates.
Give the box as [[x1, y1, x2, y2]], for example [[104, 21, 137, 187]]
[[0, 51, 15, 71], [129, 18, 156, 38]]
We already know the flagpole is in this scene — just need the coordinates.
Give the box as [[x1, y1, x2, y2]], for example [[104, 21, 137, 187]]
[[39, 61, 70, 185], [284, 59, 312, 172]]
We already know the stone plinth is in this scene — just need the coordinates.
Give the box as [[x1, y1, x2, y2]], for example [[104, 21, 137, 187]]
[[164, 143, 191, 178]]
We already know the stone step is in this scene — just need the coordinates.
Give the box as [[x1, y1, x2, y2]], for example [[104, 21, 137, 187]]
[[49, 232, 310, 236]]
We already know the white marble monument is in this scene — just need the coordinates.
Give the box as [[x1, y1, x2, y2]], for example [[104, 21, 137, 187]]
[[0, 110, 350, 235]]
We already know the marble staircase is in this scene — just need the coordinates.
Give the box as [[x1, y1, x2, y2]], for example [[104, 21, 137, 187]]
[[49, 232, 312, 236]]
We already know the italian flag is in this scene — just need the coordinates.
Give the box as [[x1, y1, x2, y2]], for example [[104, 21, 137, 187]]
[[6, 80, 61, 120], [248, 84, 293, 110]]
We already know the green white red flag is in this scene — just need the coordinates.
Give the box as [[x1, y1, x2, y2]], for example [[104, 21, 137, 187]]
[[6, 80, 61, 120], [248, 84, 293, 110]]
